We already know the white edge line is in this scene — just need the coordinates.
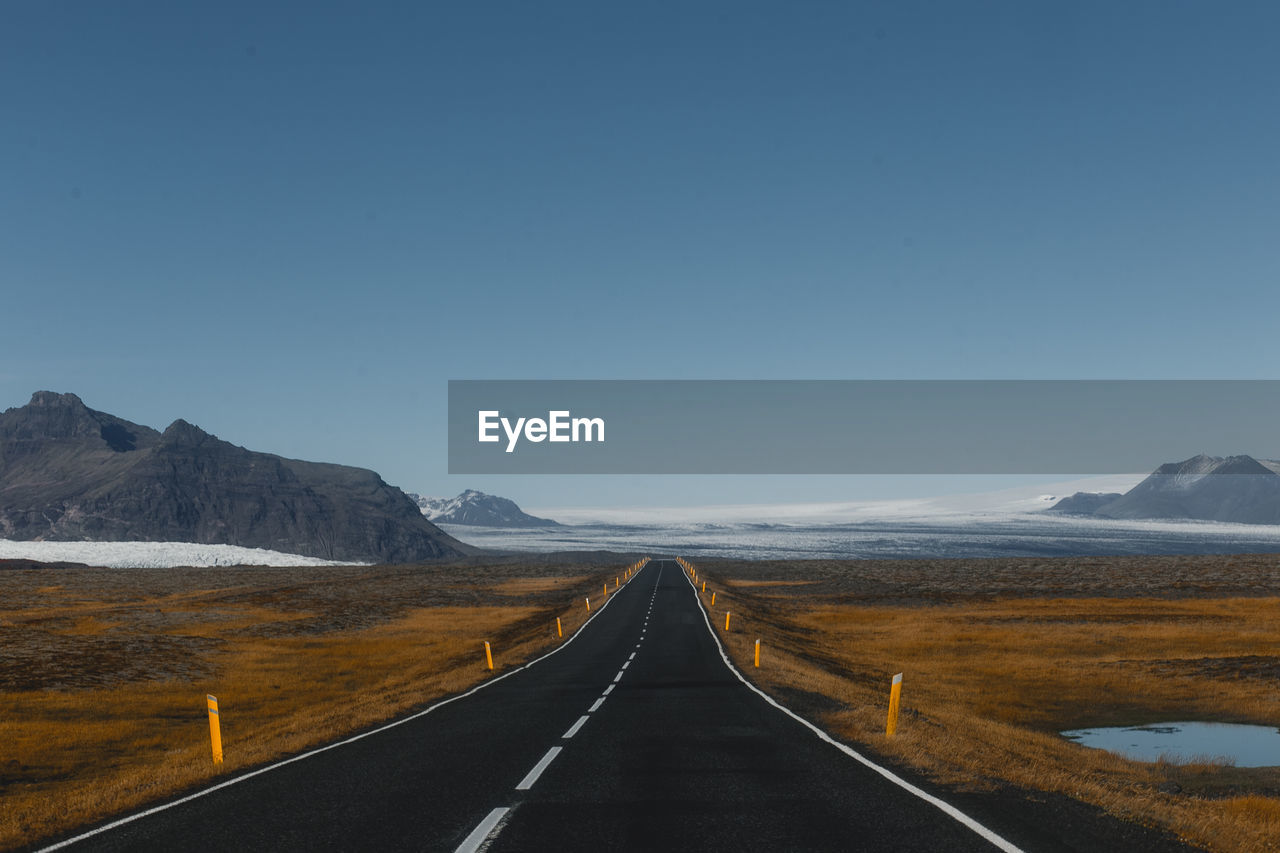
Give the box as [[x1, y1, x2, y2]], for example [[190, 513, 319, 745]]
[[678, 560, 1025, 853], [515, 746, 562, 790], [36, 564, 648, 852], [454, 806, 510, 853], [562, 715, 589, 739]]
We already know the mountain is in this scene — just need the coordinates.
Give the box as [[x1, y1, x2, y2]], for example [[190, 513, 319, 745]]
[[1044, 492, 1124, 515], [1047, 454, 1280, 524], [0, 391, 473, 563], [408, 490, 560, 527]]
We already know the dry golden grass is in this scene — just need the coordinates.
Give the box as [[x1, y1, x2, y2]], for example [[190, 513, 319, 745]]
[[0, 557, 643, 851], [481, 575, 590, 596], [689, 554, 1280, 853]]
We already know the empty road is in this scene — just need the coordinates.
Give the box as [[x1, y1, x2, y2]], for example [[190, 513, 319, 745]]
[[40, 559, 1189, 852]]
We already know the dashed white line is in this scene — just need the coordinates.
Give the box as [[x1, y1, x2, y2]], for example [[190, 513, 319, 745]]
[[621, 661, 630, 670], [562, 715, 589, 739], [34, 561, 636, 853], [515, 746, 562, 791], [455, 807, 510, 853], [603, 684, 615, 696], [628, 652, 636, 661], [589, 696, 606, 712], [613, 670, 624, 682]]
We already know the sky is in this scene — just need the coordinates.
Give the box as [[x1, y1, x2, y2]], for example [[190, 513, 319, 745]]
[[3, 2, 1278, 508]]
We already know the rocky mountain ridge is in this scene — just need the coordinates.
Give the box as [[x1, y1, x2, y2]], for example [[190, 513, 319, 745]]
[[0, 391, 472, 563]]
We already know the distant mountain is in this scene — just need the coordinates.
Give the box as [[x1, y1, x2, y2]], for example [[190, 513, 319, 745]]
[[1044, 492, 1124, 515], [0, 391, 473, 563], [408, 490, 560, 527], [1047, 454, 1280, 524]]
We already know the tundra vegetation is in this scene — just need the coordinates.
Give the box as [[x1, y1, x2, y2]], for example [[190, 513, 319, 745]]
[[0, 557, 631, 851], [692, 553, 1280, 853]]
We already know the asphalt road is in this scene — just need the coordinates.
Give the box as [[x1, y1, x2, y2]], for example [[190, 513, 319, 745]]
[[39, 560, 1187, 852]]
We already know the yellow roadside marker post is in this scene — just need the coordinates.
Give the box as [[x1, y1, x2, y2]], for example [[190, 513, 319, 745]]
[[725, 612, 731, 631], [702, 581, 706, 592], [485, 642, 494, 671], [557, 617, 563, 638], [206, 694, 223, 765], [585, 597, 590, 612], [604, 584, 608, 597], [754, 639, 761, 668], [886, 673, 903, 736], [711, 592, 716, 606]]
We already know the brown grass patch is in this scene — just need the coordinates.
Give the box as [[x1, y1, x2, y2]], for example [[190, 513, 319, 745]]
[[481, 575, 591, 596], [0, 558, 641, 851], [690, 554, 1280, 853]]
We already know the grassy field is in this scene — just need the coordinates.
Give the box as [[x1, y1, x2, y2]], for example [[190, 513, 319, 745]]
[[686, 554, 1280, 853], [0, 555, 642, 851]]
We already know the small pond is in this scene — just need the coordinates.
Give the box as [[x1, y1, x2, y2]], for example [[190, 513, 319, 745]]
[[1062, 721, 1280, 767]]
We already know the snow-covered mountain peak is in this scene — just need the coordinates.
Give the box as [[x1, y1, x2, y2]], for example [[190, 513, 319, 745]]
[[405, 490, 560, 527]]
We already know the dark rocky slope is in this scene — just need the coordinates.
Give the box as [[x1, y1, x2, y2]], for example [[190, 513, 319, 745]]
[[0, 392, 472, 563]]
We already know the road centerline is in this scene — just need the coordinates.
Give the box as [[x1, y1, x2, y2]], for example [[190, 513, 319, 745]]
[[515, 747, 562, 791], [562, 716, 589, 740], [454, 807, 510, 853]]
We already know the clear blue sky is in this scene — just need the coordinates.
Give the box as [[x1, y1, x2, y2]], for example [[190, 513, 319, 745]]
[[3, 2, 1278, 507]]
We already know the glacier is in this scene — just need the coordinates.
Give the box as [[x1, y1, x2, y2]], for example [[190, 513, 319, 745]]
[[0, 540, 366, 568]]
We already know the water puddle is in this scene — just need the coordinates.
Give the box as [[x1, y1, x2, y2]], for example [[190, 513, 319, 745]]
[[1062, 721, 1280, 767]]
